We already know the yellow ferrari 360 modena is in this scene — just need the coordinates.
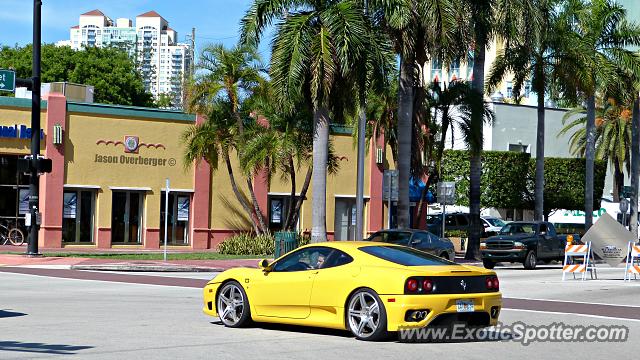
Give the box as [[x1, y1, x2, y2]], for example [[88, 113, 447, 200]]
[[203, 241, 502, 341]]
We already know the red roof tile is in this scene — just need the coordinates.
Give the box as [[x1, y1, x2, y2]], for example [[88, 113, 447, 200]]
[[136, 11, 165, 19], [71, 25, 79, 29], [81, 9, 105, 16]]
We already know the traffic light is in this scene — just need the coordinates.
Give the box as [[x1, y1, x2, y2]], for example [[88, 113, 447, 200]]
[[17, 156, 52, 174]]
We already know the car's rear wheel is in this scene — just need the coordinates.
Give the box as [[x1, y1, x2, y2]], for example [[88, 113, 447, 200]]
[[347, 289, 388, 341], [482, 259, 496, 269], [217, 281, 251, 327], [524, 251, 537, 270]]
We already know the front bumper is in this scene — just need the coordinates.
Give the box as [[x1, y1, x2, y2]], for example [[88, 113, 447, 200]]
[[202, 282, 221, 317], [482, 249, 526, 262], [379, 292, 502, 331]]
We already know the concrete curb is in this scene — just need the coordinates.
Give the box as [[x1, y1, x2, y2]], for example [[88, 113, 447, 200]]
[[70, 264, 223, 272]]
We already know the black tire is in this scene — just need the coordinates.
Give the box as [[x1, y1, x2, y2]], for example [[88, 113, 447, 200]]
[[216, 281, 251, 328], [439, 252, 449, 260], [8, 228, 24, 246], [523, 251, 537, 270], [482, 259, 496, 269], [346, 288, 389, 341]]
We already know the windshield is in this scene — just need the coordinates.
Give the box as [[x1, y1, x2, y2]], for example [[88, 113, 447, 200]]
[[499, 223, 537, 235], [384, 232, 412, 245], [359, 245, 457, 266], [486, 218, 506, 227]]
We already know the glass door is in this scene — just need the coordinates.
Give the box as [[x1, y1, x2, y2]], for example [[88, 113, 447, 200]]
[[160, 192, 190, 245], [0, 155, 28, 234], [111, 191, 144, 244], [334, 198, 356, 240], [62, 190, 95, 243]]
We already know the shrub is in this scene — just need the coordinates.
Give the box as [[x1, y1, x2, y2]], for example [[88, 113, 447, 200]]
[[218, 233, 275, 256]]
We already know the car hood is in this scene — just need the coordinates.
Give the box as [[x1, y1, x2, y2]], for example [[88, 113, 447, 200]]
[[486, 233, 533, 242]]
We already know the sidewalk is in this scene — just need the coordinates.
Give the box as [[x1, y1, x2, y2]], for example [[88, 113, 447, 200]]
[[0, 253, 261, 272]]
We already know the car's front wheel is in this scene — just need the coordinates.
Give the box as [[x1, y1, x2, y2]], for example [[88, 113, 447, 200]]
[[217, 281, 251, 327], [523, 251, 537, 270], [347, 289, 388, 341], [482, 259, 496, 269]]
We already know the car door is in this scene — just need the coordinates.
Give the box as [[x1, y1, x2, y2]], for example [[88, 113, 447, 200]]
[[309, 249, 357, 325], [538, 223, 553, 259], [250, 246, 332, 319], [411, 232, 435, 254]]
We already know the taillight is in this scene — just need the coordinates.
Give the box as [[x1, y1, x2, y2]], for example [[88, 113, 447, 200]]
[[480, 242, 487, 250], [486, 276, 499, 291], [422, 279, 434, 292], [406, 278, 419, 292]]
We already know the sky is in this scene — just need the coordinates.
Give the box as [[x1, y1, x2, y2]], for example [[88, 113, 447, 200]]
[[0, 0, 271, 56]]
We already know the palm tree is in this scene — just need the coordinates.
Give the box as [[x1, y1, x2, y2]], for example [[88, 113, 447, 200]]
[[556, 0, 640, 230], [560, 98, 632, 202], [242, 0, 372, 242], [186, 43, 269, 234], [368, 0, 468, 229], [182, 101, 265, 234], [487, 0, 552, 222]]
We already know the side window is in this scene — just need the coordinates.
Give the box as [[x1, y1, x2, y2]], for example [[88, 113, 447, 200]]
[[368, 232, 386, 242], [547, 224, 556, 237], [456, 215, 469, 226], [445, 215, 457, 227], [272, 247, 333, 272], [539, 224, 547, 234], [322, 249, 354, 269], [415, 232, 431, 244]]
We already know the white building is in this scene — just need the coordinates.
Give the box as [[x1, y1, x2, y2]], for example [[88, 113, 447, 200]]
[[65, 9, 192, 109]]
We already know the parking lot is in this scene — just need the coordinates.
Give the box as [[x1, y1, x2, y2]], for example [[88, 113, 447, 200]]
[[1, 265, 639, 359]]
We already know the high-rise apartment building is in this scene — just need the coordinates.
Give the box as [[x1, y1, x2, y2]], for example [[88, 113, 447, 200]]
[[61, 10, 192, 109]]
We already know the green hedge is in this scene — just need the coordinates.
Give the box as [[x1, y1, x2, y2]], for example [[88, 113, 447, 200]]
[[441, 150, 530, 208], [440, 150, 607, 214], [218, 233, 276, 256], [218, 232, 310, 256]]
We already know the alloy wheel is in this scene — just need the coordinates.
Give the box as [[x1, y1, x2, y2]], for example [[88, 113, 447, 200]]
[[347, 292, 381, 338], [217, 283, 245, 326]]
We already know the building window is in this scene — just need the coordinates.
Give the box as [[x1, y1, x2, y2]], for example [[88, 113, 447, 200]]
[[506, 81, 513, 98], [62, 190, 96, 243], [0, 155, 29, 236], [449, 58, 461, 81], [524, 80, 532, 98], [431, 57, 442, 82], [508, 143, 529, 153], [268, 195, 300, 232]]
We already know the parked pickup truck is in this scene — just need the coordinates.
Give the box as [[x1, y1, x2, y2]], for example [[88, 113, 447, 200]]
[[481, 221, 573, 270]]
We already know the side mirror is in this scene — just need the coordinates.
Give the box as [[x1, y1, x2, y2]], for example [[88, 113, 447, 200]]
[[411, 238, 422, 245], [258, 259, 271, 272], [540, 231, 547, 236]]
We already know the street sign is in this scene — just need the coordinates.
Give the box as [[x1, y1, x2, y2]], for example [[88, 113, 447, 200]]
[[437, 182, 456, 205], [620, 185, 633, 199], [383, 170, 398, 201], [620, 199, 630, 213], [0, 69, 16, 92]]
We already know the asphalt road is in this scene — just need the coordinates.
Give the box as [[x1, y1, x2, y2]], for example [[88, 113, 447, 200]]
[[1, 265, 639, 359]]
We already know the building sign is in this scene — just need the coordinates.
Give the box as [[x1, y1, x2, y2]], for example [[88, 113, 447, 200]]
[[177, 196, 190, 221], [0, 124, 45, 139], [19, 189, 29, 215], [271, 200, 282, 223], [94, 154, 176, 167], [63, 193, 77, 219]]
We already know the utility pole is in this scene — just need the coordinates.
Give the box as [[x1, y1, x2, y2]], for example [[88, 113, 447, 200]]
[[630, 96, 639, 240], [28, 0, 43, 256], [355, 0, 368, 240]]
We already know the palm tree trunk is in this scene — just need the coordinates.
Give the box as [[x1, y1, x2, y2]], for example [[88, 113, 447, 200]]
[[630, 97, 639, 237], [225, 153, 261, 234], [466, 28, 487, 261], [246, 178, 268, 234], [585, 94, 596, 230], [311, 107, 330, 242], [283, 156, 296, 231], [291, 166, 312, 228], [534, 68, 545, 221], [397, 55, 415, 229], [613, 159, 624, 203]]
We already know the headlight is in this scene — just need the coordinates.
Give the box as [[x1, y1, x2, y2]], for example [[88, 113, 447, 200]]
[[513, 242, 525, 250], [480, 242, 487, 250]]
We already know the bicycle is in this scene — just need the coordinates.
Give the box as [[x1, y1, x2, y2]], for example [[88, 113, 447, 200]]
[[0, 221, 25, 246]]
